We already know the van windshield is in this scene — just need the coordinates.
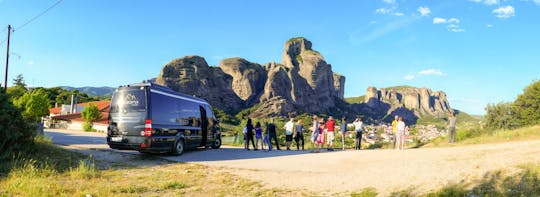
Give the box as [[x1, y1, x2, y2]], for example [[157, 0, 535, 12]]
[[110, 87, 146, 113]]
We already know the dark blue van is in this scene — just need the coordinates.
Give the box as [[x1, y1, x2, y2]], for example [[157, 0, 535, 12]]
[[106, 83, 221, 155]]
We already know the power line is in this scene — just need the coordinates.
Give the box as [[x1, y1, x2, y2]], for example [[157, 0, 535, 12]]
[[14, 0, 64, 32]]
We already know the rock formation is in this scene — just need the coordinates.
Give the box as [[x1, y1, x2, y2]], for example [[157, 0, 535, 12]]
[[155, 56, 245, 113], [219, 57, 267, 105], [362, 86, 453, 123], [155, 38, 346, 117]]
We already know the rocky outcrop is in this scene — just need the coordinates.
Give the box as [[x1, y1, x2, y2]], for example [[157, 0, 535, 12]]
[[155, 56, 245, 113], [219, 58, 267, 105], [333, 73, 345, 99], [363, 86, 453, 122], [155, 38, 346, 117]]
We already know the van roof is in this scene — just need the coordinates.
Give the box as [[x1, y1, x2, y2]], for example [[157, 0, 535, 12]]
[[118, 82, 209, 105]]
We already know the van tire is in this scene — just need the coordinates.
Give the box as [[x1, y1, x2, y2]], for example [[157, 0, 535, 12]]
[[211, 137, 221, 149], [172, 139, 185, 155]]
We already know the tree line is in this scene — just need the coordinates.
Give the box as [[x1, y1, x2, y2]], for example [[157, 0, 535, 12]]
[[484, 80, 540, 130]]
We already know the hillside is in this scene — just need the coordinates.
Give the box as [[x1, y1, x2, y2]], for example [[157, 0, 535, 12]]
[[59, 86, 115, 97]]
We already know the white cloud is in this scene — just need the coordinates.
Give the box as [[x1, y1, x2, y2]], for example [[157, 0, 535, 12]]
[[535, 0, 540, 6], [486, 24, 494, 28], [433, 17, 464, 32], [433, 17, 459, 24], [419, 69, 446, 76], [447, 18, 460, 23], [403, 69, 446, 81], [484, 0, 499, 5], [376, 8, 392, 14], [394, 12, 404, 16], [382, 0, 396, 4], [493, 6, 515, 18], [417, 6, 431, 16], [447, 26, 465, 32], [27, 60, 34, 65], [469, 0, 499, 5], [404, 74, 415, 80], [433, 17, 447, 24]]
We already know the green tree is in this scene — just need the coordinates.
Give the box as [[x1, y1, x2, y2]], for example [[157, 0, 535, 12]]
[[14, 89, 51, 122], [81, 103, 102, 131], [484, 102, 520, 130], [6, 74, 28, 101], [514, 80, 540, 126], [13, 74, 26, 88], [6, 85, 28, 101]]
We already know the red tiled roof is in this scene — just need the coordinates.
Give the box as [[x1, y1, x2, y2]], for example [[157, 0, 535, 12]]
[[49, 100, 110, 115], [52, 112, 109, 125], [49, 100, 110, 124]]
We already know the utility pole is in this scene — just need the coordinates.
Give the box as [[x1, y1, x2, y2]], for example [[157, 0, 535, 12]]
[[3, 25, 11, 93]]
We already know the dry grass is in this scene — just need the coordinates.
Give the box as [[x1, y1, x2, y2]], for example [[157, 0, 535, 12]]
[[0, 136, 311, 197]]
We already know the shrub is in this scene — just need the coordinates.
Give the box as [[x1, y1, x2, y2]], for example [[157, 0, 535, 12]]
[[83, 122, 95, 132], [0, 92, 35, 160], [81, 103, 102, 132]]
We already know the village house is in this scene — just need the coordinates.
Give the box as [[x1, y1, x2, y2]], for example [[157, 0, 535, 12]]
[[47, 100, 110, 132]]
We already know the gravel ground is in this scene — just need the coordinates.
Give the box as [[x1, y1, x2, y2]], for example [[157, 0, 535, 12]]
[[46, 129, 540, 196]]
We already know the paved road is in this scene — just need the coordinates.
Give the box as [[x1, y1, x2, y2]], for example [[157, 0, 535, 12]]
[[45, 129, 540, 196], [45, 129, 312, 163]]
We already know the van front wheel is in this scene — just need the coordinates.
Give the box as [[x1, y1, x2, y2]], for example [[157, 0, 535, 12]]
[[172, 139, 185, 155]]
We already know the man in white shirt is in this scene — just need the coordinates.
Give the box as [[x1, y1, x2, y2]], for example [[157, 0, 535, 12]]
[[353, 117, 364, 150], [284, 118, 295, 150]]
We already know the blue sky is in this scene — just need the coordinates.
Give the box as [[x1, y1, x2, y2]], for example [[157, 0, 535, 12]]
[[1, 0, 539, 115]]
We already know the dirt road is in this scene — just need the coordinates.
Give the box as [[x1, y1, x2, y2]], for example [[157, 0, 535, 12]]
[[46, 129, 540, 195]]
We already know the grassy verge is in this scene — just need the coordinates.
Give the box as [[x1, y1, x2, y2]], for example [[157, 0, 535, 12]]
[[424, 125, 540, 148], [348, 162, 540, 196], [0, 136, 311, 196]]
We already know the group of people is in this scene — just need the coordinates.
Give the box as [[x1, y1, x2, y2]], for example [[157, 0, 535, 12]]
[[242, 115, 374, 152], [242, 112, 457, 152]]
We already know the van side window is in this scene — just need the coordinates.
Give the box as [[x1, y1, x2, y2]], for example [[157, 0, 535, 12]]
[[151, 92, 200, 126]]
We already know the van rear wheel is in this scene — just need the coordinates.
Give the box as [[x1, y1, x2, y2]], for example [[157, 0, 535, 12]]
[[211, 137, 221, 149], [172, 139, 185, 155]]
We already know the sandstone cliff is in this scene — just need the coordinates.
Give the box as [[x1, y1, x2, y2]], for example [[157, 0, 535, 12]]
[[362, 86, 453, 123], [155, 38, 346, 117]]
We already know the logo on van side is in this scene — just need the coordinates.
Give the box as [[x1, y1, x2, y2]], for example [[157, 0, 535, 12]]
[[125, 94, 139, 106]]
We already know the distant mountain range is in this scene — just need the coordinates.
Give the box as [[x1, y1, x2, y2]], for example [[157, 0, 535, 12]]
[[59, 86, 115, 97]]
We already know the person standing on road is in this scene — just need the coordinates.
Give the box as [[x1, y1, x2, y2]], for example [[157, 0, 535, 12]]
[[255, 122, 264, 150], [264, 120, 272, 151], [294, 119, 304, 150], [396, 116, 406, 150], [316, 118, 326, 152], [353, 117, 364, 150], [391, 115, 399, 149], [310, 115, 319, 150], [325, 116, 336, 151], [340, 116, 347, 150], [268, 118, 281, 150], [284, 118, 295, 150], [447, 112, 457, 143], [245, 119, 256, 150]]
